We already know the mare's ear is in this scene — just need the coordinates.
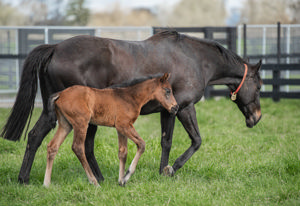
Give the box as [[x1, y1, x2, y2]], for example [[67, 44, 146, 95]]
[[160, 73, 171, 83], [253, 59, 262, 72]]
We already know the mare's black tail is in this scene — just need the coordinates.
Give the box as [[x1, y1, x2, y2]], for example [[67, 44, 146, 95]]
[[1, 44, 55, 141]]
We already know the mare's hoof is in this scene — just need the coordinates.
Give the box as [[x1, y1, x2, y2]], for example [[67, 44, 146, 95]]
[[163, 165, 175, 176], [18, 177, 29, 185]]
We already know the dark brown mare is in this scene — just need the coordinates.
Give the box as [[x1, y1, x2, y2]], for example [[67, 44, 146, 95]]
[[43, 73, 178, 187], [1, 31, 262, 184]]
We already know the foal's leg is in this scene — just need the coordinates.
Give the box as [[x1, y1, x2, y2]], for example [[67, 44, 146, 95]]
[[117, 132, 128, 185], [44, 119, 72, 187], [72, 125, 99, 186], [117, 125, 145, 186]]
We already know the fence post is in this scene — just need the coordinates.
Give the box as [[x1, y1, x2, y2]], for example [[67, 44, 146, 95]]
[[228, 27, 237, 52], [243, 24, 247, 59], [273, 22, 281, 102], [203, 27, 213, 98]]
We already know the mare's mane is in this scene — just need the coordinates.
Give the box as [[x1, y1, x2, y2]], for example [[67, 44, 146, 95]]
[[150, 30, 245, 66], [109, 73, 163, 89]]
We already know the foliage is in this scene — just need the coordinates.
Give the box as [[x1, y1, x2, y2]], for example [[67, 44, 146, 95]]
[[289, 0, 300, 23], [89, 0, 227, 27], [0, 1, 27, 25], [65, 0, 90, 26], [0, 98, 299, 205], [167, 0, 227, 26], [1, 0, 299, 26], [88, 4, 159, 27], [240, 0, 296, 24]]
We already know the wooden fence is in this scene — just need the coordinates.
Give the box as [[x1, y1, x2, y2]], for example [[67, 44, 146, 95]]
[[0, 25, 299, 103]]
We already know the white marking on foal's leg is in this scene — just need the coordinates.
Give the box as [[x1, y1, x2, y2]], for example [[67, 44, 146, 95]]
[[122, 168, 132, 186]]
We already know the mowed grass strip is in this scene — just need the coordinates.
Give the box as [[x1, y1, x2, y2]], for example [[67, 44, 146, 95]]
[[0, 98, 299, 205]]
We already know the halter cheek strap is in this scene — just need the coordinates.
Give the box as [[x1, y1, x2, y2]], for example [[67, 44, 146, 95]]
[[231, 64, 248, 101]]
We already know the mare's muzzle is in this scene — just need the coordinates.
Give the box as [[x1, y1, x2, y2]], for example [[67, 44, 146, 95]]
[[170, 104, 179, 115], [246, 109, 262, 128]]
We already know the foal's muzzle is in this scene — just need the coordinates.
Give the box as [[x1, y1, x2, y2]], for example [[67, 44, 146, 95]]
[[170, 104, 179, 115]]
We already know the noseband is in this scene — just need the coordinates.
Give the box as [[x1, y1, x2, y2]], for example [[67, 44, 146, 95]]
[[231, 64, 248, 101]]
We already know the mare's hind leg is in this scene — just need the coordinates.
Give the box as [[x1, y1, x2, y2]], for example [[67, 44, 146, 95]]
[[117, 125, 145, 186], [43, 117, 72, 187], [72, 125, 99, 186], [19, 110, 53, 184], [85, 124, 104, 182]]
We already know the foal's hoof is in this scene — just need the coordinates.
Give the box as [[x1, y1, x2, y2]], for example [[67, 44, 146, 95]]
[[119, 182, 126, 187], [119, 181, 126, 187], [163, 165, 175, 176], [43, 183, 50, 188]]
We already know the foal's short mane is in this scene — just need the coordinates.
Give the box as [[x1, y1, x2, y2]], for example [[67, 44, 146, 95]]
[[109, 73, 163, 89], [151, 30, 246, 66]]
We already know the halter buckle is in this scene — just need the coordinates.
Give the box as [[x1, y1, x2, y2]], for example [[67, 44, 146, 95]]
[[230, 64, 248, 101], [231, 93, 237, 101]]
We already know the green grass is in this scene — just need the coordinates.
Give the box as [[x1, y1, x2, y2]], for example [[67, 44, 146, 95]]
[[0, 98, 299, 205]]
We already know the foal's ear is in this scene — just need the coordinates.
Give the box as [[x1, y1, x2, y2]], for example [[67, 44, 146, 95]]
[[160, 73, 171, 83]]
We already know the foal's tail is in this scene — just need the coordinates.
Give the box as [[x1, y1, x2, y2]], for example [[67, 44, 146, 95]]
[[1, 44, 55, 141], [48, 93, 60, 129]]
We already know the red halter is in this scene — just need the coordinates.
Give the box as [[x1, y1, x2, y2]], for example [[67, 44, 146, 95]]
[[231, 64, 248, 101]]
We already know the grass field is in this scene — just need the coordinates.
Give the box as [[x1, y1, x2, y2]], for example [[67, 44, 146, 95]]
[[0, 98, 299, 205]]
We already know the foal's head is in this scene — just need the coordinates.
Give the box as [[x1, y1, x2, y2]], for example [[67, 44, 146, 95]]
[[154, 73, 179, 115]]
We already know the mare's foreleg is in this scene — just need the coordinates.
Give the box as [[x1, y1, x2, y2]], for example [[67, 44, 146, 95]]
[[117, 132, 128, 186], [72, 125, 99, 186], [44, 121, 71, 187], [159, 110, 176, 174], [18, 110, 53, 184], [163, 104, 202, 176], [117, 125, 145, 186], [85, 124, 104, 182]]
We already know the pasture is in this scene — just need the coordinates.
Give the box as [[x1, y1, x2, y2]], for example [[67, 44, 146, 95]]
[[0, 98, 299, 205]]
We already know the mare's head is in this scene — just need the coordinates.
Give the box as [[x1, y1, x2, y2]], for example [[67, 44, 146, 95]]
[[154, 73, 179, 115], [231, 60, 263, 128]]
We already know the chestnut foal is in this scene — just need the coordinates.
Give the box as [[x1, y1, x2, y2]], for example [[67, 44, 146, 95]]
[[43, 73, 178, 187]]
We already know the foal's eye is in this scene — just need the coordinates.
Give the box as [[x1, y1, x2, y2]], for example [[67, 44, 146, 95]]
[[164, 88, 171, 97]]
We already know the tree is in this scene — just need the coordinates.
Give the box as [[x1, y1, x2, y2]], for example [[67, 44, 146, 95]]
[[289, 0, 300, 23], [0, 1, 27, 25], [17, 0, 67, 25], [65, 0, 90, 26], [88, 3, 159, 26], [19, 0, 48, 25], [240, 0, 290, 24], [167, 0, 227, 26]]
